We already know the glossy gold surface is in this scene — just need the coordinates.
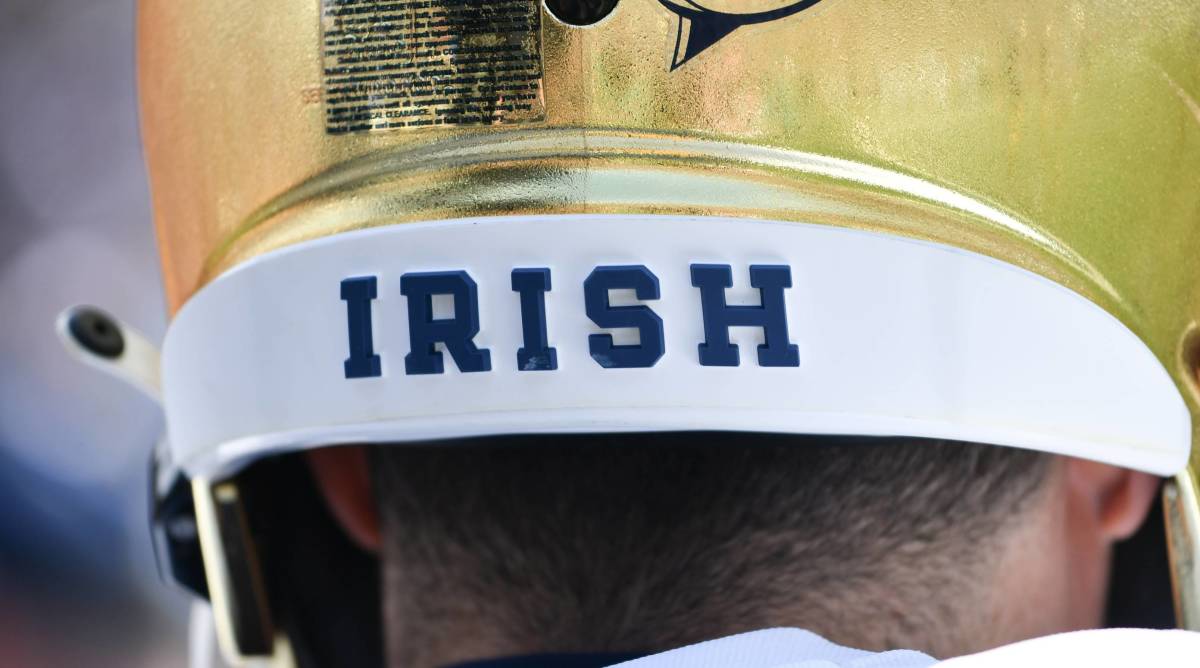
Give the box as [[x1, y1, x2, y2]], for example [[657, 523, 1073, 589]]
[[141, 0, 1200, 637]]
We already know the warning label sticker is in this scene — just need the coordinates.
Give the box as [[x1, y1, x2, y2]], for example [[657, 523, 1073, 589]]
[[321, 0, 544, 135]]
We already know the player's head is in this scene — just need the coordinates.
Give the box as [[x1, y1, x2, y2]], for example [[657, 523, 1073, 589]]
[[131, 0, 1200, 666]]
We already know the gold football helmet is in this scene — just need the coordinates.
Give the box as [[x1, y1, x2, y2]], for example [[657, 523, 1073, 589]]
[[104, 0, 1200, 663]]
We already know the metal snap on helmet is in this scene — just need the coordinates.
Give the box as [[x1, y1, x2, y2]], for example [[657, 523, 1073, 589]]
[[119, 0, 1200, 664]]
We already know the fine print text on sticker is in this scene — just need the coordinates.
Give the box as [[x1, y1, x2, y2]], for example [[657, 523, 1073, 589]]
[[321, 0, 544, 135]]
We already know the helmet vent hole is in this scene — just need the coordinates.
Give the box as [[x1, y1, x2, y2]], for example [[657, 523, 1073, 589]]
[[544, 0, 619, 26]]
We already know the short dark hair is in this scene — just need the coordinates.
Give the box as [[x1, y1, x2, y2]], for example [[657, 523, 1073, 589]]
[[371, 433, 1051, 662]]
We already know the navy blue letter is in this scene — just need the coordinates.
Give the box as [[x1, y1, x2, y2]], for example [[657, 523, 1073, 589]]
[[512, 268, 558, 371], [341, 276, 382, 379], [400, 271, 491, 374], [690, 264, 800, 367], [584, 265, 665, 369]]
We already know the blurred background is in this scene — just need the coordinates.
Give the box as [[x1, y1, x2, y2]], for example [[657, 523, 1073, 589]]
[[0, 0, 190, 665]]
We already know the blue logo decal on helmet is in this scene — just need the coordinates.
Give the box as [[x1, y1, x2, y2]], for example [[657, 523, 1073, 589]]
[[341, 263, 801, 378], [658, 1, 826, 70]]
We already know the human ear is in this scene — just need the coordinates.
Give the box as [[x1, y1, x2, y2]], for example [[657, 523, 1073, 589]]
[[1065, 459, 1160, 541], [306, 445, 381, 553]]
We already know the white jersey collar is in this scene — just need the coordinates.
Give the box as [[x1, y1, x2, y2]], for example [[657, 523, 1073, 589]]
[[611, 629, 936, 668]]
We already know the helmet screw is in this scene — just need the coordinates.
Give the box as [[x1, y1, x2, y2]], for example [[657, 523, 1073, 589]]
[[68, 308, 126, 360]]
